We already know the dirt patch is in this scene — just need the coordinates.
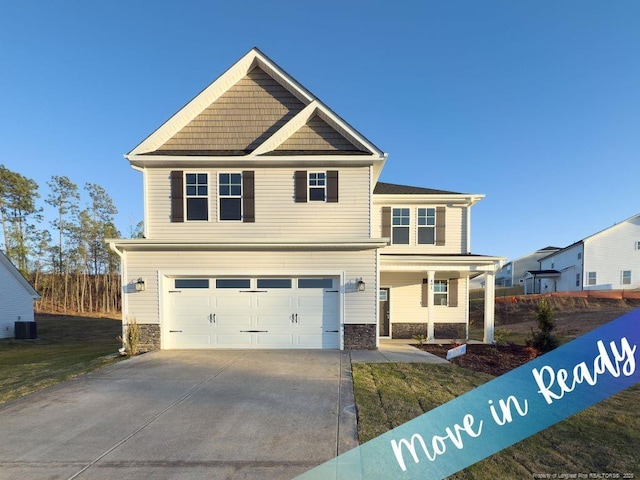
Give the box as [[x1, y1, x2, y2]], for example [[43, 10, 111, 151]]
[[418, 343, 537, 377]]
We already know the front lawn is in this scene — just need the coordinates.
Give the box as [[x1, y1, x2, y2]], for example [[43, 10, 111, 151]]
[[0, 314, 123, 404], [353, 363, 640, 478]]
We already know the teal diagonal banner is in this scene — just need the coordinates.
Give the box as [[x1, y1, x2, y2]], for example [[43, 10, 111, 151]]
[[296, 308, 639, 480]]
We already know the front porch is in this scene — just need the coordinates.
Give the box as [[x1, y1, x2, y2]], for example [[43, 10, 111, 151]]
[[379, 254, 505, 344]]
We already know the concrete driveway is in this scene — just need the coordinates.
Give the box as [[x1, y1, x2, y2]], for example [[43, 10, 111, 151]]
[[0, 350, 357, 480]]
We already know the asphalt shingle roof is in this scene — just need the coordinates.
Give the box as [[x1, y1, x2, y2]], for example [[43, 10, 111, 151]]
[[373, 182, 461, 195]]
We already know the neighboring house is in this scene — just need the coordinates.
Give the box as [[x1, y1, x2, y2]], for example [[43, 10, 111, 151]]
[[524, 213, 640, 294], [0, 251, 40, 339], [107, 48, 504, 351], [495, 246, 560, 288]]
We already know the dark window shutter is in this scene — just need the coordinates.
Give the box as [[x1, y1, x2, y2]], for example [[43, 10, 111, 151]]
[[381, 207, 391, 242], [242, 171, 255, 223], [326, 170, 338, 202], [449, 279, 458, 307], [170, 171, 184, 223], [435, 206, 446, 246], [294, 171, 307, 203]]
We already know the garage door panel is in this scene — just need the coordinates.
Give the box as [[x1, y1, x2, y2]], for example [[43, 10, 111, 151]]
[[256, 333, 294, 346], [216, 296, 252, 308], [166, 276, 340, 349], [256, 296, 293, 308], [214, 333, 253, 346], [173, 334, 212, 348]]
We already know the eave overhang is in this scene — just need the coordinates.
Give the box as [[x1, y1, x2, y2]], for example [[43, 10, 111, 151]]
[[373, 193, 484, 206], [125, 153, 387, 170], [380, 254, 506, 273], [107, 238, 389, 252]]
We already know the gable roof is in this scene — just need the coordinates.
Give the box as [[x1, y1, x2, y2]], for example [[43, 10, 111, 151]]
[[540, 212, 640, 261], [0, 251, 40, 299], [373, 182, 461, 195], [127, 48, 385, 161]]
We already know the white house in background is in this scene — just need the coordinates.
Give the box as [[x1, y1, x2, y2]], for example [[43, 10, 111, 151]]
[[525, 213, 640, 294], [107, 48, 504, 350], [495, 246, 560, 288], [0, 251, 40, 339]]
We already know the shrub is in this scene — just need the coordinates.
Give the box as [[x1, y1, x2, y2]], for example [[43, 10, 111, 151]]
[[526, 298, 560, 353], [118, 317, 141, 356], [413, 334, 426, 345]]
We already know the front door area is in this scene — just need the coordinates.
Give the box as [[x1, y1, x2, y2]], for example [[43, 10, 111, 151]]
[[378, 287, 390, 337]]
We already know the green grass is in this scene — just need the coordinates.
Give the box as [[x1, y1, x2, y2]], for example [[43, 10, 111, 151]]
[[353, 363, 640, 478], [0, 314, 123, 404]]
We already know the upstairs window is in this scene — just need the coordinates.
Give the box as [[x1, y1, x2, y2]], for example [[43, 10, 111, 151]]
[[392, 208, 410, 244], [587, 271, 597, 286], [219, 173, 242, 221], [636, 241, 640, 250], [308, 172, 326, 201], [417, 208, 436, 244], [621, 270, 631, 285], [185, 173, 208, 221]]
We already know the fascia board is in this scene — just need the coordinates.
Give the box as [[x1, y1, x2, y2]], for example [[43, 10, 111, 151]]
[[128, 51, 258, 156], [127, 154, 385, 168], [373, 194, 484, 206], [0, 253, 40, 298], [380, 255, 506, 271], [105, 238, 388, 251]]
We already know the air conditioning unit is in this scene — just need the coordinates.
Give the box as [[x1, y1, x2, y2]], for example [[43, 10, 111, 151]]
[[15, 321, 37, 340]]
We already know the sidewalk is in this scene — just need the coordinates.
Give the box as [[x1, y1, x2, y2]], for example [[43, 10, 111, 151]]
[[349, 339, 449, 364]]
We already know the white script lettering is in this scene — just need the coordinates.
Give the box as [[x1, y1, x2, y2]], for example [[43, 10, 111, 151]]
[[532, 337, 636, 405], [390, 413, 483, 472]]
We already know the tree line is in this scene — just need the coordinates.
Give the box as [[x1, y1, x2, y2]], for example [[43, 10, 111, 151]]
[[0, 165, 140, 314]]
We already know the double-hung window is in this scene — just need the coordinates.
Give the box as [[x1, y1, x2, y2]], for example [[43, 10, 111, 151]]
[[392, 208, 410, 244], [308, 172, 326, 201], [417, 208, 436, 244], [434, 280, 448, 305], [185, 173, 208, 221], [621, 270, 631, 285], [219, 173, 242, 221], [587, 271, 597, 286]]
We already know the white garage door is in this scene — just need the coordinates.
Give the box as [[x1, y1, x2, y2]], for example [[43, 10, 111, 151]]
[[165, 277, 340, 349]]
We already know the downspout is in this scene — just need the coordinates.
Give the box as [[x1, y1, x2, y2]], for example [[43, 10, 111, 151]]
[[109, 242, 127, 355]]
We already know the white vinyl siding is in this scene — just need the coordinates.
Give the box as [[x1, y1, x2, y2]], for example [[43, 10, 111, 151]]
[[380, 272, 467, 325], [373, 203, 466, 254], [123, 249, 377, 332], [0, 265, 36, 339], [538, 243, 584, 292], [145, 167, 370, 240], [581, 216, 640, 290]]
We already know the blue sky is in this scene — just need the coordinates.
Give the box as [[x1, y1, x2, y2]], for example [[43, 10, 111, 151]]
[[1, 1, 638, 260]]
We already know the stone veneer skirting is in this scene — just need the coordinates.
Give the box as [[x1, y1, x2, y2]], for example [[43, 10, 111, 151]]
[[343, 324, 376, 350], [391, 322, 467, 340], [136, 324, 161, 352]]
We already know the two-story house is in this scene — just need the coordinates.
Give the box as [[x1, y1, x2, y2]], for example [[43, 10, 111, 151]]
[[530, 213, 640, 293], [494, 246, 560, 288], [108, 48, 504, 351]]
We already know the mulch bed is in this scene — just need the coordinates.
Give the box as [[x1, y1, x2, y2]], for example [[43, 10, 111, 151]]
[[417, 343, 538, 377]]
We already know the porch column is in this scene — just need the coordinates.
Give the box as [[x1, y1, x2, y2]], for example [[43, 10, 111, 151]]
[[426, 270, 435, 342], [483, 271, 495, 343]]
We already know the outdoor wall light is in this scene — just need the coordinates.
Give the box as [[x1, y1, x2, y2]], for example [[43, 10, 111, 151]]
[[357, 278, 366, 292], [135, 278, 145, 292]]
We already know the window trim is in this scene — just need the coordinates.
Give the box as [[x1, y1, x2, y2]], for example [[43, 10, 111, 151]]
[[621, 270, 632, 285], [218, 172, 243, 222], [391, 207, 411, 245], [308, 172, 326, 202], [434, 279, 448, 306], [184, 172, 209, 222], [417, 207, 436, 245]]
